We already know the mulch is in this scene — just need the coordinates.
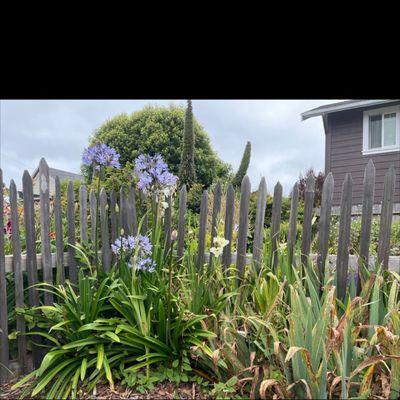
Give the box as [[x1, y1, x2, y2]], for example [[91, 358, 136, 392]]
[[0, 378, 212, 400]]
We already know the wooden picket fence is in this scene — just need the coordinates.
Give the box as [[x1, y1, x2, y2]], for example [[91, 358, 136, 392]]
[[0, 158, 398, 382]]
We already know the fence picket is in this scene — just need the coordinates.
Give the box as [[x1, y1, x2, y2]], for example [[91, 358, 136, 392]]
[[140, 190, 148, 235], [358, 160, 375, 293], [10, 180, 27, 373], [67, 181, 77, 283], [54, 177, 65, 284], [378, 165, 396, 270], [79, 185, 88, 243], [39, 158, 53, 305], [0, 169, 9, 383], [236, 176, 251, 276], [197, 190, 208, 270], [100, 188, 111, 272], [90, 189, 97, 245], [222, 184, 235, 269], [209, 182, 222, 270], [164, 195, 172, 252], [336, 173, 353, 301], [287, 182, 299, 267], [177, 185, 187, 258], [119, 187, 127, 235], [301, 175, 315, 267], [253, 177, 267, 270], [110, 189, 118, 243], [270, 182, 283, 271], [127, 186, 138, 236], [316, 173, 334, 284], [22, 171, 42, 368]]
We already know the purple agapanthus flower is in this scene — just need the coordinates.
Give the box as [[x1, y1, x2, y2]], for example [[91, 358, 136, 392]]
[[111, 234, 155, 272], [82, 144, 121, 169], [134, 154, 178, 196]]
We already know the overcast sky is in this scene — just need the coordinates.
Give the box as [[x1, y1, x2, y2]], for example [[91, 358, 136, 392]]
[[0, 99, 340, 193]]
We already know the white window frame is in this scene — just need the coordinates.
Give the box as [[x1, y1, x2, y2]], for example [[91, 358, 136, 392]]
[[362, 105, 400, 155]]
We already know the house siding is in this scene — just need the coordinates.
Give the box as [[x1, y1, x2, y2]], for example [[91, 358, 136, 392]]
[[326, 103, 400, 206]]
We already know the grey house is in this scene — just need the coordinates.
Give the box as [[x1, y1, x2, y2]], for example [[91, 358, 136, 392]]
[[302, 100, 400, 205], [31, 165, 84, 197]]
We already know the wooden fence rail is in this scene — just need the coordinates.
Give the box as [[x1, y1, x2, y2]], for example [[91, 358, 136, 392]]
[[0, 159, 398, 382]]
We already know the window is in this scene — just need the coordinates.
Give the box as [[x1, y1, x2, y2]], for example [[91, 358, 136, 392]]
[[363, 105, 400, 155]]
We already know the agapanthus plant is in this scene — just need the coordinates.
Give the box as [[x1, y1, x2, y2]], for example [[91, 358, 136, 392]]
[[112, 234, 155, 272], [134, 154, 178, 197], [82, 143, 121, 170]]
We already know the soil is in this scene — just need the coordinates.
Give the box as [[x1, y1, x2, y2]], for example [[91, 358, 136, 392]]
[[0, 378, 212, 400]]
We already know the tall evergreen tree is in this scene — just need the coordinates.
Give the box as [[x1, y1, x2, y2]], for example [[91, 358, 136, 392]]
[[178, 100, 197, 187], [232, 141, 251, 187]]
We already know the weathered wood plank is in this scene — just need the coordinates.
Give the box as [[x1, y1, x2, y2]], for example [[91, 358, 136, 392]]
[[0, 169, 10, 383], [163, 195, 172, 252], [39, 158, 53, 305], [197, 190, 208, 270], [100, 188, 111, 272], [236, 176, 251, 277], [110, 189, 118, 242], [316, 173, 334, 283], [177, 185, 187, 258], [140, 190, 148, 235], [270, 182, 283, 271], [119, 187, 128, 235], [378, 165, 396, 270], [10, 180, 28, 373], [222, 184, 235, 269], [89, 188, 97, 244], [252, 177, 267, 270], [209, 182, 222, 270], [127, 186, 138, 236], [79, 185, 88, 243], [336, 173, 353, 301], [67, 181, 77, 283], [287, 182, 299, 267], [301, 175, 315, 267], [358, 160, 375, 294], [54, 177, 65, 284], [22, 171, 42, 368]]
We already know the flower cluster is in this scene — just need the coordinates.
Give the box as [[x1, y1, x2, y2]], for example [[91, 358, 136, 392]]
[[134, 154, 178, 196], [82, 144, 121, 169], [210, 236, 229, 258], [111, 234, 155, 272]]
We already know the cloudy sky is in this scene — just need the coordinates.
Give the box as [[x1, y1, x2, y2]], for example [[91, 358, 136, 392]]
[[0, 99, 340, 193]]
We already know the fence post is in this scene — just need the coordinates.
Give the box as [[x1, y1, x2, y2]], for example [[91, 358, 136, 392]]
[[177, 185, 187, 259], [90, 189, 97, 244], [79, 185, 88, 243], [39, 158, 53, 305], [140, 190, 148, 235], [209, 182, 222, 270], [54, 177, 65, 284], [316, 173, 334, 285], [236, 176, 251, 277], [301, 175, 315, 267], [119, 187, 127, 235], [287, 182, 299, 267], [100, 188, 111, 272], [222, 184, 235, 269], [0, 169, 10, 383], [22, 171, 42, 368], [67, 181, 77, 283], [336, 173, 353, 301], [270, 182, 283, 271], [197, 190, 208, 271], [253, 177, 267, 270], [358, 160, 375, 294], [378, 165, 396, 270], [10, 180, 28, 373]]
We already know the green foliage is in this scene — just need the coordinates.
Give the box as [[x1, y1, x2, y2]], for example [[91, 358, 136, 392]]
[[86, 104, 231, 188], [232, 141, 251, 188], [178, 100, 196, 188]]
